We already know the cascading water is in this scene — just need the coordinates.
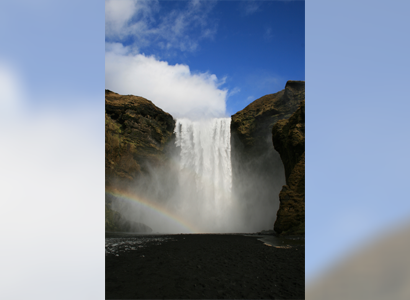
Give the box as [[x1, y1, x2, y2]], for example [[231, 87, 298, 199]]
[[111, 116, 277, 234], [174, 118, 236, 232]]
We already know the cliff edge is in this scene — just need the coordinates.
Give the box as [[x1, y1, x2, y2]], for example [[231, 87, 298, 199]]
[[272, 99, 305, 235], [105, 90, 175, 186], [231, 80, 305, 157]]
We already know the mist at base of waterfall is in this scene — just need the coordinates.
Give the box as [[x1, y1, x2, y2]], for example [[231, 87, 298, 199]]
[[110, 118, 284, 234]]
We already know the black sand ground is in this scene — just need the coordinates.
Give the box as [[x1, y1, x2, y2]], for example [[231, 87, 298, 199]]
[[106, 234, 304, 299]]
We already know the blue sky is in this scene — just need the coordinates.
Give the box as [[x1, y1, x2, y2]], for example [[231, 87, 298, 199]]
[[105, 0, 304, 117], [1, 0, 410, 299]]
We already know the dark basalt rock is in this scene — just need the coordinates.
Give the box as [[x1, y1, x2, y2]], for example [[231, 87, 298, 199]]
[[272, 100, 305, 235], [231, 80, 305, 158], [230, 81, 305, 231], [105, 90, 175, 186], [105, 90, 176, 233]]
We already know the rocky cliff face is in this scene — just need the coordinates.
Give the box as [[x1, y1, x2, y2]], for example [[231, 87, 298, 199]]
[[105, 90, 176, 232], [231, 81, 305, 157], [230, 81, 305, 231], [272, 100, 305, 235], [105, 90, 175, 186]]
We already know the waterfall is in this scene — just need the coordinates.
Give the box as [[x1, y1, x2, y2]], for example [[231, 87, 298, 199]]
[[111, 116, 275, 233], [174, 118, 233, 232]]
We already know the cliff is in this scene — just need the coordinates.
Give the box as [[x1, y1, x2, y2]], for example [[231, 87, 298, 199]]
[[105, 90, 176, 232], [231, 80, 305, 157], [105, 89, 175, 186], [272, 100, 305, 235], [230, 80, 305, 231]]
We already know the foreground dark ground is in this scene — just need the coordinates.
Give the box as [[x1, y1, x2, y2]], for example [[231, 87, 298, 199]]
[[106, 233, 304, 299]]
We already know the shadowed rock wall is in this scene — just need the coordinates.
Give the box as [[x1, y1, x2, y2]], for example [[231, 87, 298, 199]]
[[272, 100, 305, 235], [231, 81, 305, 231]]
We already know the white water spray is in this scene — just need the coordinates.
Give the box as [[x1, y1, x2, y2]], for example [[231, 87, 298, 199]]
[[174, 118, 236, 232], [111, 116, 280, 234]]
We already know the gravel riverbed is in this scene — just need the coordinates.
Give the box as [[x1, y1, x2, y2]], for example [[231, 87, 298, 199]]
[[106, 233, 304, 299]]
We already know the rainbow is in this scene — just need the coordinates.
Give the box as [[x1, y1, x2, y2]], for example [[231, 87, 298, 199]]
[[105, 188, 201, 233]]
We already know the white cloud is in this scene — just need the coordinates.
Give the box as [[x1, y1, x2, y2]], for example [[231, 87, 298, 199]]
[[105, 1, 226, 119], [105, 0, 158, 41], [105, 0, 216, 53], [241, 0, 262, 15], [105, 42, 134, 55], [228, 87, 241, 98], [105, 0, 137, 31], [105, 44, 227, 118]]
